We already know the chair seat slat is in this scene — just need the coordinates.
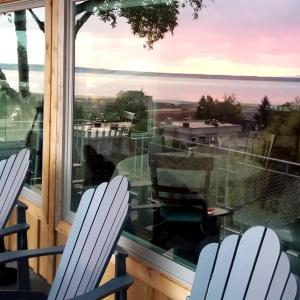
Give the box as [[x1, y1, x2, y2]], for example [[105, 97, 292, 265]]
[[48, 187, 98, 300], [206, 235, 239, 299], [49, 176, 130, 300], [0, 149, 30, 228], [266, 252, 290, 300], [0, 155, 15, 197], [191, 226, 299, 300], [1, 160, 29, 227], [65, 177, 127, 298], [87, 193, 129, 292], [281, 273, 298, 300], [53, 184, 107, 299], [223, 226, 265, 300], [245, 228, 281, 299], [189, 243, 218, 300], [0, 160, 6, 177]]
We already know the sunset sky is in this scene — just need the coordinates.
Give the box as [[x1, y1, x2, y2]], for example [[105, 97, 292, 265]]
[[76, 0, 300, 77], [0, 1, 299, 78]]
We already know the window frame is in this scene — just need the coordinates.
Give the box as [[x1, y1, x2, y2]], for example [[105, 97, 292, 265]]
[[62, 0, 196, 286], [0, 0, 43, 13], [63, 0, 76, 222], [0, 0, 45, 205]]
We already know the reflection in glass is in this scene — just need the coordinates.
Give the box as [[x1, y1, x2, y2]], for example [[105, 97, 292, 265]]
[[0, 7, 45, 193], [72, 0, 300, 273]]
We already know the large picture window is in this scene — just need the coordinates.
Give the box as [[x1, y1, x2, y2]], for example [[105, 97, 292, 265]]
[[0, 4, 45, 197], [69, 0, 300, 277]]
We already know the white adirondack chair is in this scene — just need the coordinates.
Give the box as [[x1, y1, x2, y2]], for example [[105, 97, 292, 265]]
[[0, 148, 30, 228], [189, 226, 299, 300], [0, 148, 31, 287], [0, 175, 133, 299]]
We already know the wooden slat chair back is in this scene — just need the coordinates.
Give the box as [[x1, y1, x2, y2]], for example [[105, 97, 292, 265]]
[[0, 148, 30, 228], [190, 226, 299, 300], [48, 175, 130, 300], [150, 153, 213, 206]]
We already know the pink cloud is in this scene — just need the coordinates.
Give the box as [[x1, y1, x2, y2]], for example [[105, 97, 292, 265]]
[[76, 0, 300, 76]]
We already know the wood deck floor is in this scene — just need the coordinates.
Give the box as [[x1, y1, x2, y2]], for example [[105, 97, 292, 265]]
[[0, 263, 50, 294]]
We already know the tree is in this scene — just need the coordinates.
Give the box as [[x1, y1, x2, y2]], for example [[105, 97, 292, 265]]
[[254, 96, 272, 129], [74, 104, 87, 120], [14, 10, 30, 99], [294, 96, 300, 110], [284, 111, 300, 161], [266, 101, 300, 162], [0, 67, 22, 115], [196, 94, 242, 123], [74, 0, 204, 48], [104, 90, 151, 131], [1, 10, 31, 102], [196, 95, 215, 119], [0, 91, 8, 119], [215, 94, 242, 123]]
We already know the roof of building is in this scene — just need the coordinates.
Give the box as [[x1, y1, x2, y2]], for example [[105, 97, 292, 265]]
[[170, 121, 241, 129]]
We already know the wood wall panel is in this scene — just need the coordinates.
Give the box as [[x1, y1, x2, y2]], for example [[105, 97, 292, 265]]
[[128, 278, 148, 300], [26, 213, 39, 272], [5, 209, 16, 250], [55, 231, 66, 270], [38, 219, 49, 281], [126, 256, 190, 300]]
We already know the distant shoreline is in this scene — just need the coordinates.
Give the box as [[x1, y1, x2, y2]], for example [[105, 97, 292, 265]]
[[1, 63, 300, 83]]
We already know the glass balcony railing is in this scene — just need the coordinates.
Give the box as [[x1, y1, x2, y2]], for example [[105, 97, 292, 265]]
[[70, 123, 300, 275]]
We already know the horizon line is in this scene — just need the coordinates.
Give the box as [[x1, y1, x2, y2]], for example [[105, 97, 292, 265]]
[[1, 63, 300, 83]]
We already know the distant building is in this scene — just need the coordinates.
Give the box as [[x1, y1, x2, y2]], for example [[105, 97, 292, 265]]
[[240, 103, 258, 132], [161, 120, 242, 145]]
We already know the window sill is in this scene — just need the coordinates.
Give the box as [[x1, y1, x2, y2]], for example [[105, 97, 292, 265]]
[[21, 186, 42, 207], [19, 193, 46, 222], [57, 220, 194, 290], [118, 235, 194, 288]]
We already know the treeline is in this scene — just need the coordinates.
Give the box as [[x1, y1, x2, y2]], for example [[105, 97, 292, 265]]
[[254, 95, 300, 136], [241, 95, 300, 162], [264, 97, 300, 162], [74, 90, 151, 132], [195, 94, 242, 123]]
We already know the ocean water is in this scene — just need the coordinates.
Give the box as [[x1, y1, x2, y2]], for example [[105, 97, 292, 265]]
[[3, 70, 300, 105], [75, 73, 300, 105]]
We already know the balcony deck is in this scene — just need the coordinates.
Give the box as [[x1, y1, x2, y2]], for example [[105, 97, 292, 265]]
[[0, 263, 50, 294]]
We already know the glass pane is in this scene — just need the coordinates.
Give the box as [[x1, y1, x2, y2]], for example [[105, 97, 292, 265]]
[[72, 0, 300, 272], [0, 7, 45, 193]]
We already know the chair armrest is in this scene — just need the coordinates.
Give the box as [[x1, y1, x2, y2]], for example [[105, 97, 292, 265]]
[[115, 246, 129, 276], [287, 249, 300, 258], [0, 245, 65, 264], [129, 191, 138, 199], [0, 223, 30, 238], [16, 200, 28, 211], [130, 203, 161, 210], [71, 275, 133, 300], [16, 201, 28, 224], [115, 245, 128, 257]]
